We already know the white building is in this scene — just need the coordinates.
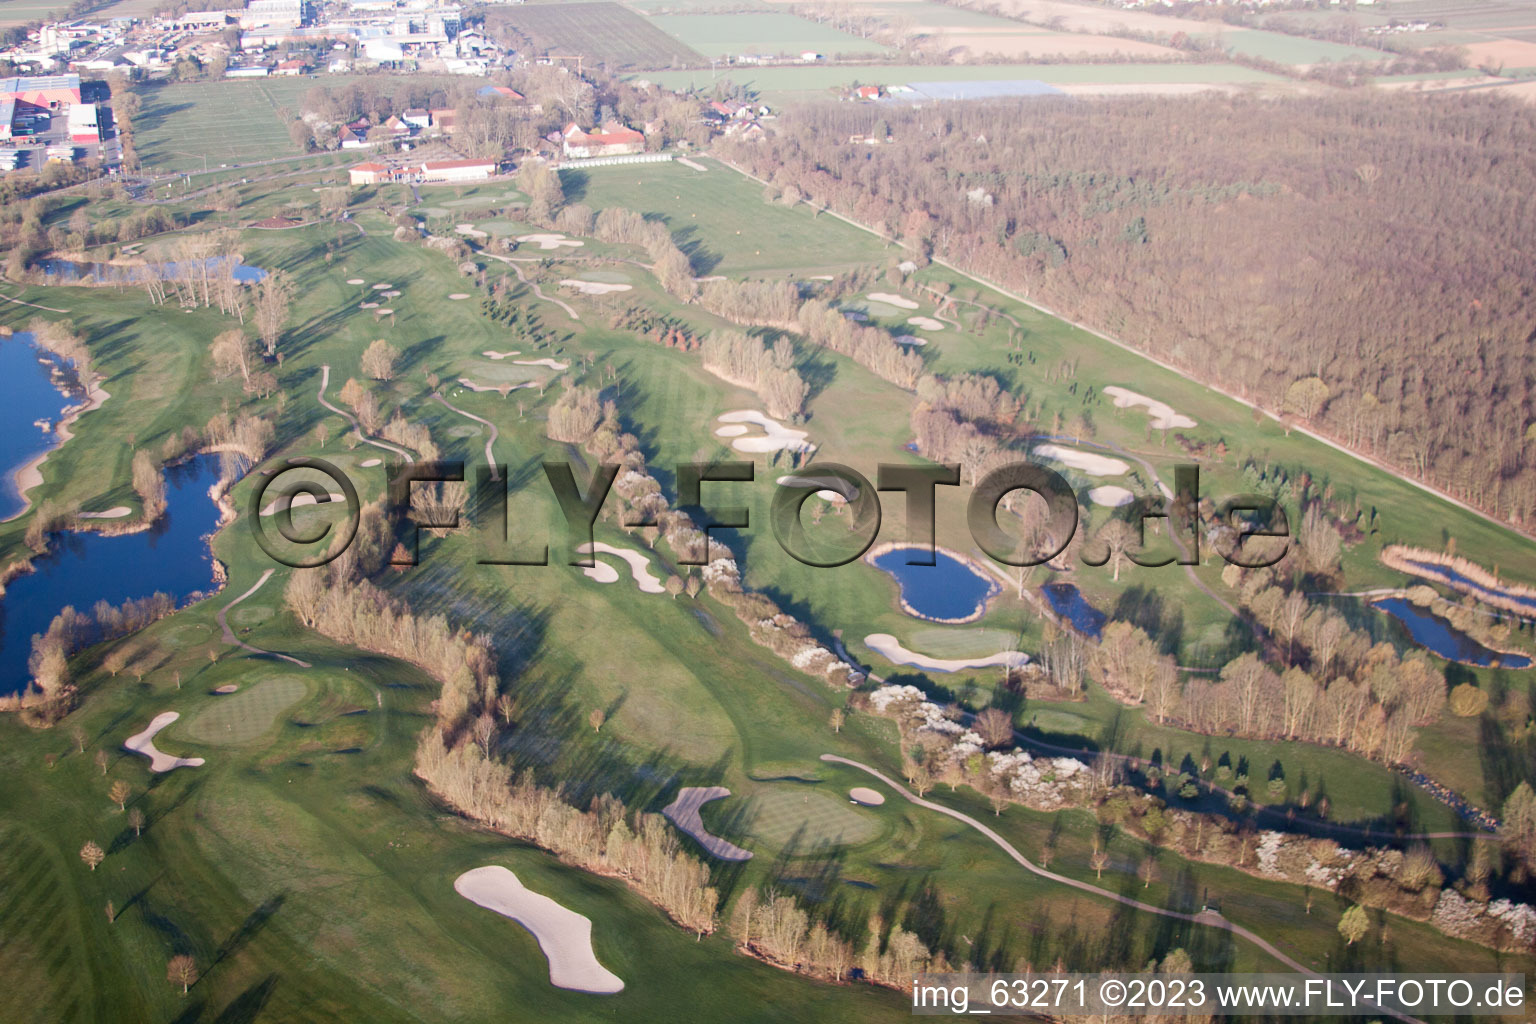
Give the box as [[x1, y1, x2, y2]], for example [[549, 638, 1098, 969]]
[[419, 157, 494, 182]]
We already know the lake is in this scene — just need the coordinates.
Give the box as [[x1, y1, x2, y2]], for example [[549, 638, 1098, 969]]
[[1373, 597, 1531, 670], [1042, 582, 1107, 638], [870, 546, 997, 623], [1399, 556, 1536, 616], [39, 257, 267, 285], [0, 455, 226, 695], [0, 331, 75, 522]]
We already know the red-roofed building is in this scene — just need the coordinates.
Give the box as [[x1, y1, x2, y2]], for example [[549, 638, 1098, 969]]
[[477, 85, 524, 101], [348, 161, 397, 185], [561, 121, 644, 159], [419, 157, 496, 182], [275, 58, 308, 75], [428, 107, 457, 134]]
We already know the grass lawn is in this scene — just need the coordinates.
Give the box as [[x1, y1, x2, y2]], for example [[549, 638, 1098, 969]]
[[0, 155, 1532, 1018], [0, 0, 57, 25], [1221, 28, 1386, 64], [487, 1, 704, 68], [649, 12, 891, 58]]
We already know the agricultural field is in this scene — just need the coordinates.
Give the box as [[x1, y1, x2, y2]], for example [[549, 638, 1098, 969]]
[[486, 1, 705, 68], [1220, 28, 1393, 66], [636, 61, 1290, 104], [647, 12, 891, 58], [132, 80, 317, 174], [0, 0, 57, 26]]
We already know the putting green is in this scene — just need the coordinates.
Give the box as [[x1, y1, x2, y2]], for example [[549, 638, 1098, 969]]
[[182, 674, 309, 744], [230, 604, 274, 626], [742, 787, 882, 851]]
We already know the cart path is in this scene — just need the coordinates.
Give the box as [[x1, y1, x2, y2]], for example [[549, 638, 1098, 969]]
[[480, 251, 581, 320], [432, 392, 499, 479], [317, 364, 415, 462], [217, 568, 311, 667], [819, 755, 1428, 1024]]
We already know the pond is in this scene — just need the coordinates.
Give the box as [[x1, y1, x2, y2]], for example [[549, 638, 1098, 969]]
[[39, 257, 267, 285], [0, 455, 226, 695], [1042, 582, 1107, 638], [870, 545, 997, 623], [1373, 597, 1531, 670], [0, 331, 76, 522], [1399, 556, 1536, 616]]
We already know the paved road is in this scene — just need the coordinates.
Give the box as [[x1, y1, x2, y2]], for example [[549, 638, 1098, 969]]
[[432, 392, 499, 479], [820, 754, 1429, 1024]]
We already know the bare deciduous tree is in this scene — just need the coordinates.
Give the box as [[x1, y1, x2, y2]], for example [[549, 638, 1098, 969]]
[[80, 840, 104, 871]]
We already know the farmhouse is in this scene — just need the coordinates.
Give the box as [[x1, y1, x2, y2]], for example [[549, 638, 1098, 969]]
[[401, 107, 431, 129], [561, 122, 644, 159], [274, 58, 308, 75], [349, 161, 406, 185], [419, 157, 496, 182]]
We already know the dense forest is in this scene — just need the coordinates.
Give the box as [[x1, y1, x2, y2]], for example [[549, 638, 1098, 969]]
[[720, 93, 1536, 528]]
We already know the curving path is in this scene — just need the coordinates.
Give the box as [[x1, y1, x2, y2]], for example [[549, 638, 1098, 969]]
[[820, 755, 1430, 1024], [480, 251, 580, 321], [0, 289, 68, 313], [217, 568, 312, 667], [432, 392, 499, 479], [317, 365, 414, 462]]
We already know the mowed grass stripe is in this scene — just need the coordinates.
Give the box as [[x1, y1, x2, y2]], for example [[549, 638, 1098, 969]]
[[742, 787, 882, 850]]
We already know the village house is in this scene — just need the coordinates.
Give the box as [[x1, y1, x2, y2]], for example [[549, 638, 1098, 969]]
[[561, 121, 644, 159]]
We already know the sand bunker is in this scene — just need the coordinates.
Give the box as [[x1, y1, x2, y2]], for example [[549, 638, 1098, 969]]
[[482, 350, 521, 360], [458, 378, 535, 394], [894, 334, 926, 346], [514, 358, 569, 370], [455, 866, 624, 994], [372, 283, 392, 290], [455, 224, 489, 239], [1033, 443, 1128, 477], [716, 410, 813, 455], [382, 290, 401, 298], [849, 787, 885, 807], [715, 424, 748, 437], [868, 292, 919, 310], [808, 274, 835, 281], [213, 684, 239, 694], [559, 279, 632, 295], [517, 233, 583, 251], [581, 560, 621, 584], [448, 293, 470, 300], [377, 309, 394, 315], [907, 316, 944, 331], [346, 278, 365, 285], [578, 542, 664, 593], [360, 302, 379, 309], [1102, 386, 1195, 430], [777, 473, 858, 503], [360, 458, 382, 468], [864, 633, 1029, 674], [662, 787, 753, 861], [1088, 485, 1135, 507], [78, 506, 131, 519], [259, 492, 346, 516], [123, 712, 205, 773]]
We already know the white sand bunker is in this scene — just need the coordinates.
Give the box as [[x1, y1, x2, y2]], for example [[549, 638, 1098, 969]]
[[455, 866, 624, 994], [560, 279, 632, 295], [868, 292, 919, 310], [454, 224, 488, 239], [663, 787, 752, 861], [578, 542, 664, 593], [716, 410, 813, 454], [373, 283, 392, 290], [360, 458, 382, 468], [259, 492, 346, 516], [1103, 386, 1195, 430], [864, 633, 1029, 674], [514, 358, 569, 370], [894, 334, 926, 346], [360, 302, 379, 309], [448, 293, 471, 300], [78, 506, 131, 519], [377, 309, 394, 315], [1088, 485, 1135, 507], [458, 378, 535, 393], [124, 712, 205, 773], [849, 787, 885, 807], [382, 290, 401, 298], [1033, 443, 1128, 477], [777, 474, 857, 503], [482, 350, 521, 360], [346, 278, 365, 285], [517, 233, 583, 250], [213, 684, 239, 694], [580, 560, 620, 584], [907, 316, 944, 331], [715, 424, 748, 437]]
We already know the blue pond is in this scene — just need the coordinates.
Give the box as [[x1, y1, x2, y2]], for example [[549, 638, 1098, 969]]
[[0, 332, 75, 521], [871, 546, 997, 623], [1401, 558, 1536, 616], [0, 455, 225, 695], [1373, 597, 1531, 670], [1042, 583, 1107, 638], [39, 257, 267, 285]]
